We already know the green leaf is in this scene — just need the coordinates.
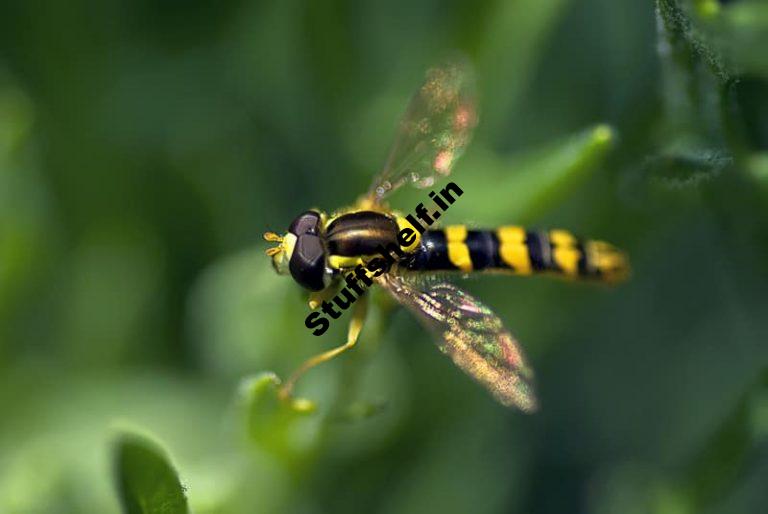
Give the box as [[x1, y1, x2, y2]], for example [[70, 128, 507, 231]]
[[651, 0, 739, 186], [445, 124, 615, 224], [644, 148, 732, 189], [656, 0, 732, 84], [113, 432, 189, 514], [237, 372, 322, 462]]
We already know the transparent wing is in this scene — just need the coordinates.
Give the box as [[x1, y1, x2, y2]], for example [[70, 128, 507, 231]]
[[366, 59, 478, 204], [379, 273, 537, 412]]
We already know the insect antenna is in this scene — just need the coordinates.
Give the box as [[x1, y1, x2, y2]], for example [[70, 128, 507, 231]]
[[263, 231, 284, 256], [263, 231, 283, 242]]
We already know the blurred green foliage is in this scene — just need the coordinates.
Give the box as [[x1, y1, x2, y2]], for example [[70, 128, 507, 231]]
[[0, 0, 767, 513]]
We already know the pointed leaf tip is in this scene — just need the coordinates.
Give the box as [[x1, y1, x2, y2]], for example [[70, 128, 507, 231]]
[[113, 431, 189, 514], [593, 124, 615, 146]]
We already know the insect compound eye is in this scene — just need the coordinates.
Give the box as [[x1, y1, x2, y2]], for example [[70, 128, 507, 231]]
[[288, 210, 321, 237], [285, 210, 327, 290], [289, 233, 327, 291]]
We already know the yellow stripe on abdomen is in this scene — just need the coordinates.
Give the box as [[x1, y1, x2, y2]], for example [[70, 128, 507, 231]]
[[585, 240, 630, 282], [550, 229, 580, 277], [497, 226, 532, 274], [445, 225, 473, 272]]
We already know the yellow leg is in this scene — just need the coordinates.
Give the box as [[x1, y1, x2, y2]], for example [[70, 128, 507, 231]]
[[278, 295, 368, 408], [308, 286, 337, 310]]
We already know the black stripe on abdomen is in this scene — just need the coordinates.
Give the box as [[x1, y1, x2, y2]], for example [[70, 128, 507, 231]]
[[525, 231, 552, 271], [404, 230, 456, 271], [465, 230, 499, 270]]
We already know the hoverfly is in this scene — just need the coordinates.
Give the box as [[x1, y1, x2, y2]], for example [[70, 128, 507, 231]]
[[264, 59, 628, 412]]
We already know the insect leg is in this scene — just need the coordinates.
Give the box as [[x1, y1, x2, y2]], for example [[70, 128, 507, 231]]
[[278, 294, 368, 406], [307, 285, 338, 310]]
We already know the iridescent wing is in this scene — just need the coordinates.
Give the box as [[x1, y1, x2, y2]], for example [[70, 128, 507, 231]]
[[365, 59, 478, 204], [379, 273, 537, 412]]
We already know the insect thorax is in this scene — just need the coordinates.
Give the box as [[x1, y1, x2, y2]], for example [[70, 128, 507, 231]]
[[325, 210, 400, 268]]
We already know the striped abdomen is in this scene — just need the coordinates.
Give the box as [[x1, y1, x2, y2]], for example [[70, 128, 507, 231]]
[[403, 225, 629, 283]]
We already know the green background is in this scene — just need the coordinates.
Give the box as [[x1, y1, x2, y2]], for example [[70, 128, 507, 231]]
[[1, 0, 767, 513]]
